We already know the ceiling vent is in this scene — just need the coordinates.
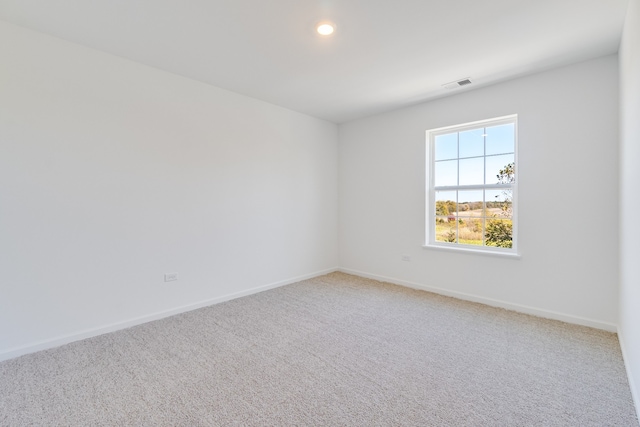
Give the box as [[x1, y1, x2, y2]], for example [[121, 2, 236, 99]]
[[442, 78, 472, 90]]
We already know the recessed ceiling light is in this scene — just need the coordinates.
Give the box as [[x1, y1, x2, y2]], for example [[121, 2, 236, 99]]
[[316, 22, 335, 36]]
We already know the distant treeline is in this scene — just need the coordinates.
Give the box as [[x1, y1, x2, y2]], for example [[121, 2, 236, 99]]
[[436, 200, 512, 215]]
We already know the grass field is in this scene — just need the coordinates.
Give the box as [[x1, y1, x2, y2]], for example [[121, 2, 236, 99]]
[[435, 208, 512, 247]]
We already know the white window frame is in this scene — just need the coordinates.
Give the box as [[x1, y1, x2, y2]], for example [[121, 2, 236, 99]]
[[425, 114, 519, 256]]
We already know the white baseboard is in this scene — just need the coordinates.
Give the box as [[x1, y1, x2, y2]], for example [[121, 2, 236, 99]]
[[0, 267, 339, 362], [338, 268, 618, 332], [618, 329, 640, 420]]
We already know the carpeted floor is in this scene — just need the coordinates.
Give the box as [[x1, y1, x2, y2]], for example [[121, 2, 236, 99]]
[[0, 272, 638, 426]]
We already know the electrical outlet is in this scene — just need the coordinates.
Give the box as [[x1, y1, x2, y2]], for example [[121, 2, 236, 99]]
[[164, 273, 178, 282], [401, 255, 411, 262]]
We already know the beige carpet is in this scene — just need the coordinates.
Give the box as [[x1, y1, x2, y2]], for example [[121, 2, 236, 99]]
[[1, 272, 637, 426]]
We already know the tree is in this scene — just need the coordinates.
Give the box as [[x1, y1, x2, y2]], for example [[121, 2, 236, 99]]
[[485, 162, 514, 247], [436, 200, 449, 216], [497, 162, 515, 184], [445, 229, 456, 243], [485, 220, 512, 248], [495, 162, 514, 218], [436, 200, 457, 216]]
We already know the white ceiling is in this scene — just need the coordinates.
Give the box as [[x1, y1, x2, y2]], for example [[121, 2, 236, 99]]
[[0, 0, 630, 123]]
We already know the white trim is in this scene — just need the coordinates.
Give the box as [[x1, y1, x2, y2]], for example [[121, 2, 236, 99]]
[[426, 114, 518, 255], [427, 114, 518, 135], [0, 267, 339, 362], [338, 267, 617, 332], [422, 244, 521, 259], [618, 329, 640, 420]]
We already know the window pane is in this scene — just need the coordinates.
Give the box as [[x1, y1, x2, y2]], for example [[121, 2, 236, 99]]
[[434, 133, 457, 161], [485, 154, 514, 185], [486, 123, 514, 155], [485, 189, 512, 219], [435, 191, 458, 243], [459, 128, 484, 158], [434, 160, 457, 186], [459, 157, 484, 185], [435, 218, 457, 243], [457, 189, 483, 215], [435, 191, 456, 216], [485, 218, 513, 248], [457, 216, 483, 246]]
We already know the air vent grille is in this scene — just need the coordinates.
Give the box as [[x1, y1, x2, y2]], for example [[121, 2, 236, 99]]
[[442, 77, 473, 90]]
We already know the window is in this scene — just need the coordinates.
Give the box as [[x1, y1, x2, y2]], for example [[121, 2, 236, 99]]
[[426, 115, 517, 254]]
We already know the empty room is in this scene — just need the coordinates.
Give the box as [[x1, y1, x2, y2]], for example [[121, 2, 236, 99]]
[[1, 0, 639, 425]]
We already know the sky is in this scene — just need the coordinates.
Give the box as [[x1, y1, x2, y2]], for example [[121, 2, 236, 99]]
[[434, 123, 515, 202], [433, 122, 515, 205]]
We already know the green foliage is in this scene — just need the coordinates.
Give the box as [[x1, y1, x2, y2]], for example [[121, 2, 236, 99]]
[[485, 219, 513, 248], [436, 200, 456, 216], [490, 162, 515, 248], [497, 162, 515, 184], [445, 230, 456, 243]]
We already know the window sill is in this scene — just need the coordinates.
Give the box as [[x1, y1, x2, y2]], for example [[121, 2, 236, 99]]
[[422, 244, 521, 259]]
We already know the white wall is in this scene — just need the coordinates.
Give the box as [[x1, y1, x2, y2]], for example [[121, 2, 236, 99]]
[[619, 0, 640, 412], [339, 55, 619, 330], [0, 21, 338, 360]]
